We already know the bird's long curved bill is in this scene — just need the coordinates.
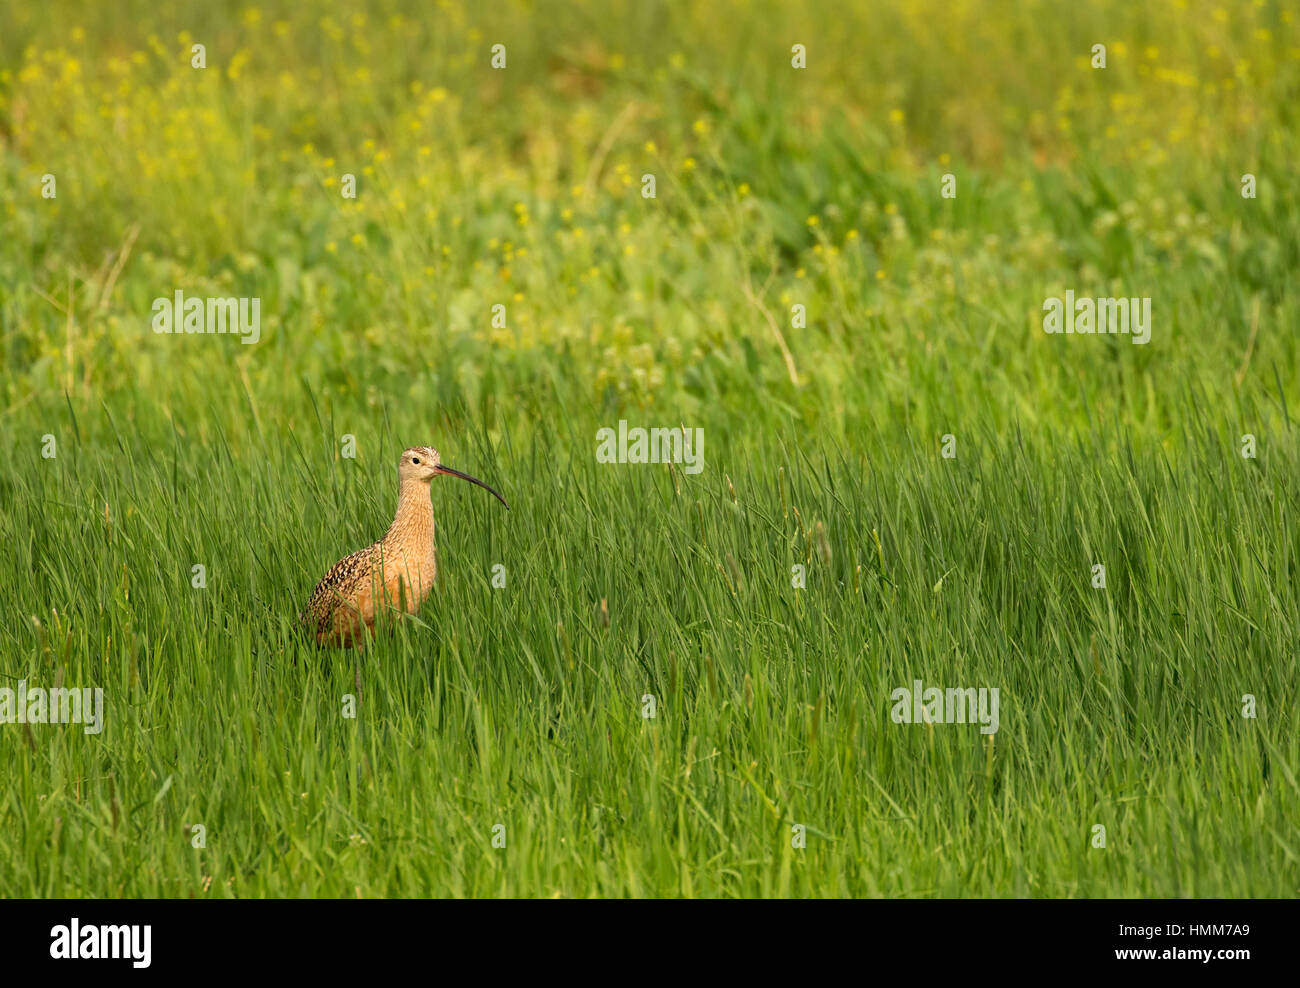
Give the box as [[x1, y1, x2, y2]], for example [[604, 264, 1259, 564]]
[[437, 465, 509, 509]]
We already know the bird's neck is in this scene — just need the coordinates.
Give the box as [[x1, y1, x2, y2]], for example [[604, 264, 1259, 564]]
[[383, 481, 435, 552]]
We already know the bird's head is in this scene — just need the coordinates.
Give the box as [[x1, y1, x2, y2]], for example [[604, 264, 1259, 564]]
[[400, 445, 441, 483], [399, 446, 509, 508]]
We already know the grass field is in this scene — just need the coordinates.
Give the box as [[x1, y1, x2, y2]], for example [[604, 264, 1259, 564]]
[[2, 0, 1298, 897]]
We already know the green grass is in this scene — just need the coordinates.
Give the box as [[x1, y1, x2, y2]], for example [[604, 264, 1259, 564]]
[[1, 0, 1298, 896], [3, 404, 1297, 896]]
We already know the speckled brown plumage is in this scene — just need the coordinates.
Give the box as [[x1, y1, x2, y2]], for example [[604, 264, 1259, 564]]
[[300, 445, 508, 648]]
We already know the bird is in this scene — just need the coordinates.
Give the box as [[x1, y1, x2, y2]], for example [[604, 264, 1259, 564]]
[[300, 446, 508, 648]]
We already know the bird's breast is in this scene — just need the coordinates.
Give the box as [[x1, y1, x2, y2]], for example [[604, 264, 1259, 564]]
[[380, 543, 437, 613]]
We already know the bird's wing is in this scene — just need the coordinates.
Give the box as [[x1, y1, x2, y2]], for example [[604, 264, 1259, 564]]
[[300, 542, 381, 635]]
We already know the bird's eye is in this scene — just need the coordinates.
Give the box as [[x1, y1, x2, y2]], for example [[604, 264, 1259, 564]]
[[412, 457, 420, 464]]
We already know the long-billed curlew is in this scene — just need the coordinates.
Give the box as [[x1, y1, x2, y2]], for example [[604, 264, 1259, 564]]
[[300, 446, 508, 648]]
